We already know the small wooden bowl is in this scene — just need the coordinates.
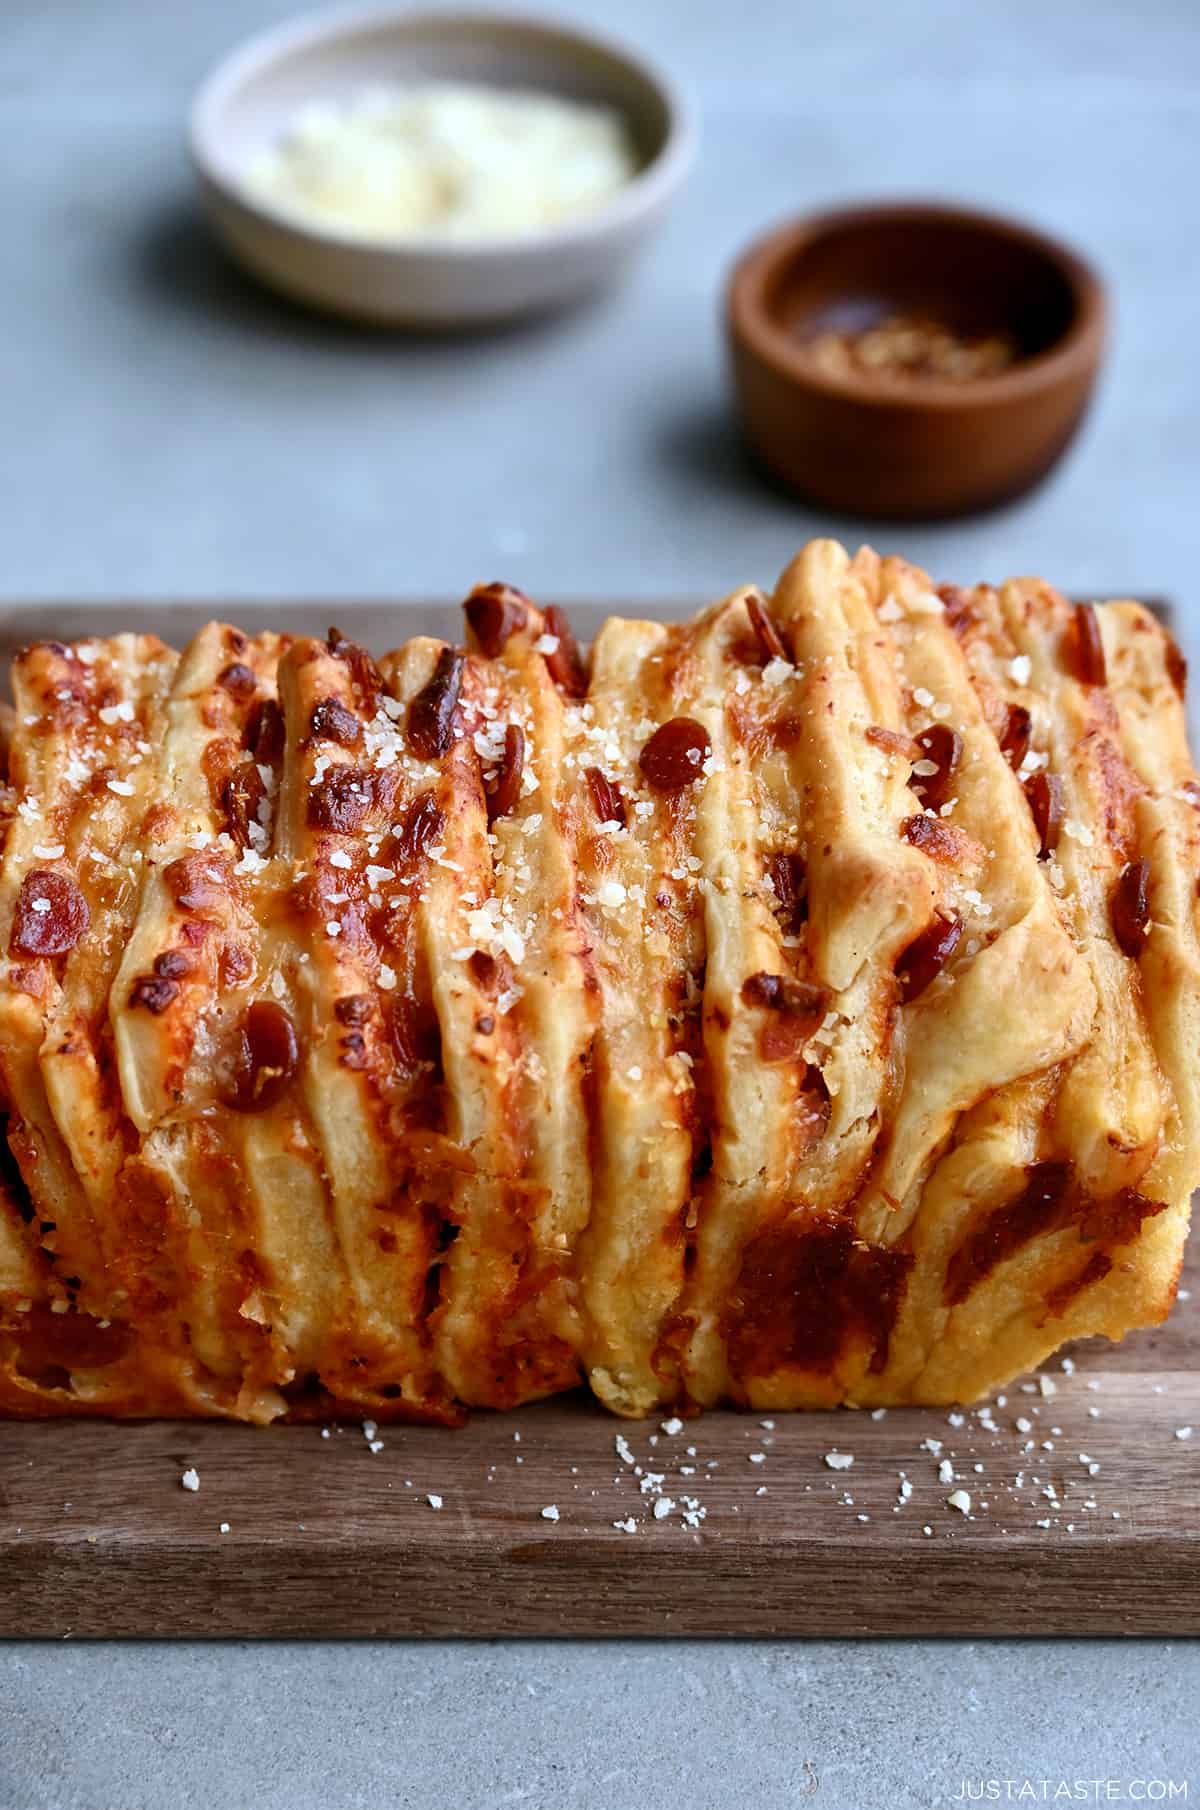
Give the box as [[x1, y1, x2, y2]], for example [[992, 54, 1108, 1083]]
[[727, 202, 1107, 520]]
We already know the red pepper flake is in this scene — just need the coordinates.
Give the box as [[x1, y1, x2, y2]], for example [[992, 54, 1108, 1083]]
[[10, 870, 89, 959], [1110, 858, 1150, 957], [129, 974, 179, 1014], [584, 766, 626, 826], [464, 583, 530, 658], [639, 718, 711, 792], [897, 912, 963, 1002], [485, 723, 525, 823], [407, 648, 464, 759], [541, 605, 587, 698], [153, 949, 192, 980], [334, 994, 371, 1026]]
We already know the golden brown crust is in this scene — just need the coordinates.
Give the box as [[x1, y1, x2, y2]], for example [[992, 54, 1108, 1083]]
[[0, 548, 1195, 1419]]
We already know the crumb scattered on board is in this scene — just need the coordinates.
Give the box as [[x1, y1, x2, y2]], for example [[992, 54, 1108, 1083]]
[[129, 1348, 1192, 1546]]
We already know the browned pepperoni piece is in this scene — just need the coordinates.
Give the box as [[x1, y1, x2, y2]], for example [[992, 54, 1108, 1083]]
[[1023, 770, 1064, 857], [584, 766, 626, 826], [901, 813, 963, 863], [909, 724, 962, 811], [1067, 602, 1107, 686], [10, 871, 90, 958], [639, 718, 711, 792], [309, 698, 362, 748], [745, 592, 787, 663], [220, 759, 266, 849], [541, 606, 588, 697], [308, 767, 373, 832], [897, 912, 963, 1002], [226, 1000, 299, 1112], [999, 704, 1031, 769], [1165, 636, 1188, 698], [217, 662, 257, 698], [1111, 858, 1150, 957], [243, 697, 285, 765], [327, 627, 384, 713], [163, 852, 230, 913], [407, 648, 464, 759], [485, 724, 525, 823], [464, 583, 530, 658], [394, 792, 444, 864], [766, 851, 808, 930]]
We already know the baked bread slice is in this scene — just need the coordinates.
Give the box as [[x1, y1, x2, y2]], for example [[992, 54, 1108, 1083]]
[[0, 541, 1194, 1421]]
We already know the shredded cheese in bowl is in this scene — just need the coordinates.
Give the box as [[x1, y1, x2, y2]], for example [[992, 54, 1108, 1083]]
[[248, 82, 640, 242]]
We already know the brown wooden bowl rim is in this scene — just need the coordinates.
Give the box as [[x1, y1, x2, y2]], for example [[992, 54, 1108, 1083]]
[[726, 199, 1107, 414]]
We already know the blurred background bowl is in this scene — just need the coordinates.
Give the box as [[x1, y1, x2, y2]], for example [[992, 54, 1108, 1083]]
[[727, 201, 1106, 520], [190, 6, 694, 328]]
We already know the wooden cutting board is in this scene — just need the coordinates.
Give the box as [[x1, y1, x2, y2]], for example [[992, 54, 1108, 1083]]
[[0, 596, 1194, 1639], [0, 1264, 1195, 1638]]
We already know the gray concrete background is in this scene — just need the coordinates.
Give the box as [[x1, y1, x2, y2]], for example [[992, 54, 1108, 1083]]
[[1, 0, 1198, 1805]]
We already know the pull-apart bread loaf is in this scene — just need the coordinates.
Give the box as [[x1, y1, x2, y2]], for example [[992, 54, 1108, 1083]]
[[0, 541, 1196, 1422]]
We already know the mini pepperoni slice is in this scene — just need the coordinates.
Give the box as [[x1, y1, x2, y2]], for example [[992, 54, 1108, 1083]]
[[485, 724, 525, 823], [309, 698, 362, 747], [407, 648, 464, 759], [1111, 858, 1150, 958], [1068, 602, 1107, 687], [243, 697, 284, 765], [227, 1000, 299, 1112], [745, 591, 787, 663], [463, 583, 530, 658], [639, 718, 711, 792], [541, 606, 588, 697], [10, 871, 89, 958], [394, 792, 444, 865], [909, 724, 962, 811], [999, 704, 1031, 770], [897, 912, 963, 1003], [584, 766, 626, 826], [1023, 770, 1064, 857]]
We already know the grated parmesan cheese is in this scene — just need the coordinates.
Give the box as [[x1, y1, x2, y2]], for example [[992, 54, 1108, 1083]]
[[249, 83, 638, 243]]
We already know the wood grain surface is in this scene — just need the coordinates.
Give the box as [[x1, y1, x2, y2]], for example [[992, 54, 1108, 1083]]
[[0, 598, 1193, 1639], [0, 1268, 1196, 1638]]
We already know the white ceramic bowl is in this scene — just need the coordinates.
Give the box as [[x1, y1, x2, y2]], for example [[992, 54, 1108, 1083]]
[[190, 6, 694, 327]]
